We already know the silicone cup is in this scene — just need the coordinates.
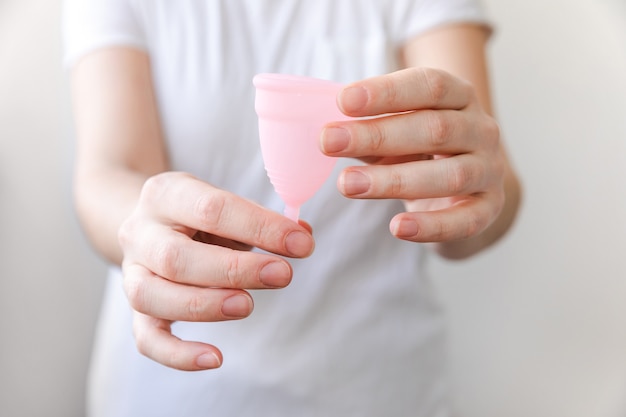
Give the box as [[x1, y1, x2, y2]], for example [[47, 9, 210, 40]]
[[253, 73, 350, 221]]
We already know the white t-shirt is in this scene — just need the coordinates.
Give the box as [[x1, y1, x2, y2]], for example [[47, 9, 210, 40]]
[[63, 1, 491, 416]]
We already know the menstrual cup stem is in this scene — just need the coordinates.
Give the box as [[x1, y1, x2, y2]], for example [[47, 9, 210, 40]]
[[284, 205, 300, 222]]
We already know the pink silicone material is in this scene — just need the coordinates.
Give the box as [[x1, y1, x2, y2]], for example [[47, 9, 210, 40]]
[[253, 73, 350, 221]]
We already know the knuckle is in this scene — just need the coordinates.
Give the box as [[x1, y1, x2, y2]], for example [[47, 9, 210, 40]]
[[124, 272, 148, 313], [430, 216, 452, 242], [192, 191, 227, 230], [445, 159, 473, 195], [251, 214, 272, 245], [471, 159, 489, 190], [117, 218, 134, 249], [185, 294, 209, 322], [492, 156, 506, 183], [133, 319, 181, 369], [140, 173, 171, 204], [165, 350, 186, 369], [425, 110, 451, 147], [224, 252, 245, 288], [151, 238, 185, 279], [459, 78, 475, 101], [133, 325, 150, 356], [494, 191, 506, 215], [482, 116, 501, 147], [463, 210, 484, 238], [421, 68, 448, 105], [364, 120, 386, 153], [388, 168, 408, 197], [379, 75, 399, 107], [490, 183, 507, 215]]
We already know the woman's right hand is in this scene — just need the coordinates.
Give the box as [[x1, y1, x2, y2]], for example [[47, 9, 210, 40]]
[[118, 172, 315, 371], [71, 49, 314, 371]]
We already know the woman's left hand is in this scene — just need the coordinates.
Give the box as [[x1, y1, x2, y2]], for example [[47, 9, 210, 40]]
[[320, 67, 505, 243]]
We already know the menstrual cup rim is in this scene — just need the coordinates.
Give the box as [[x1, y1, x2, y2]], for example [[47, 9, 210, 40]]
[[253, 73, 343, 94]]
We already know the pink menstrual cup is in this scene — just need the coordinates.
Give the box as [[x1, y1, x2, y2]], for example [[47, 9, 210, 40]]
[[253, 73, 349, 221]]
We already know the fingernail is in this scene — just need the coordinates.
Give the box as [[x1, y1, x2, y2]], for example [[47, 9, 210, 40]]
[[341, 170, 370, 195], [285, 231, 314, 257], [339, 86, 369, 113], [259, 261, 292, 288], [392, 219, 419, 238], [221, 294, 253, 318], [196, 352, 221, 369], [321, 127, 350, 154]]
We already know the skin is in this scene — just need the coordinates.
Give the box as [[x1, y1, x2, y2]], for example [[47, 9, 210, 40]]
[[324, 24, 521, 259], [71, 23, 521, 371]]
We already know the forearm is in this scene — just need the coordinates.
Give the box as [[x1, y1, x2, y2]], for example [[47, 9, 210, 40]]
[[70, 48, 168, 265]]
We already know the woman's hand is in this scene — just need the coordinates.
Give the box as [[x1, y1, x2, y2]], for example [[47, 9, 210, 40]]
[[118, 172, 315, 371], [321, 67, 507, 255]]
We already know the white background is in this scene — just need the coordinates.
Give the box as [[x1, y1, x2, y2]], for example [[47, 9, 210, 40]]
[[1, 0, 625, 416]]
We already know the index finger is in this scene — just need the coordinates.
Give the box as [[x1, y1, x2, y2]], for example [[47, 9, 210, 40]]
[[142, 173, 314, 258], [337, 67, 473, 117]]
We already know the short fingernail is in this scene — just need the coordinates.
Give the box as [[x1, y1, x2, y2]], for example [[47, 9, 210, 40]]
[[221, 294, 253, 318], [339, 86, 368, 113], [259, 261, 292, 288], [321, 127, 350, 154], [341, 171, 370, 195], [196, 352, 221, 369], [285, 231, 314, 257], [392, 219, 419, 238]]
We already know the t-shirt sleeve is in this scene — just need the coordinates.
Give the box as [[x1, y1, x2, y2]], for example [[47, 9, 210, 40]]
[[62, 0, 147, 68], [390, 0, 493, 44]]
